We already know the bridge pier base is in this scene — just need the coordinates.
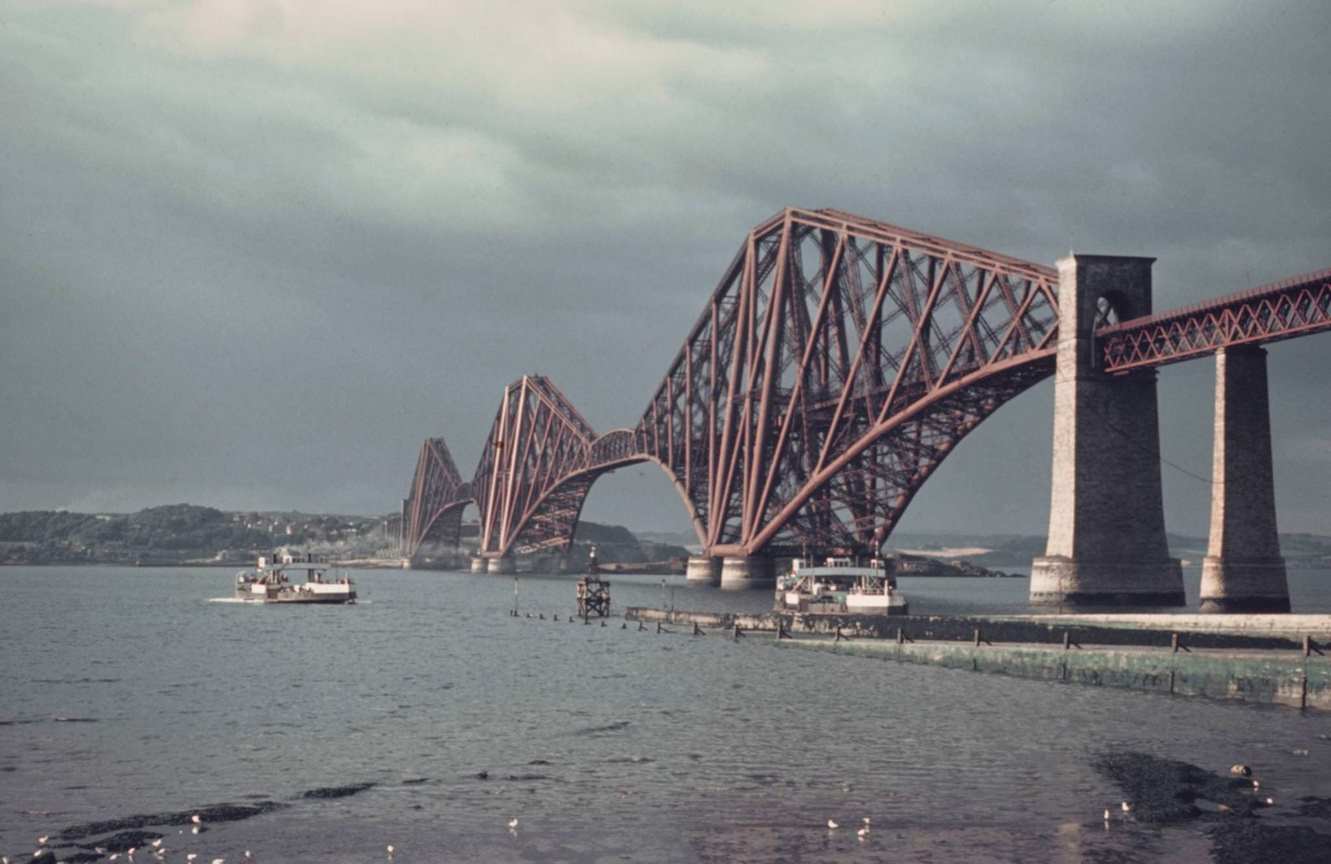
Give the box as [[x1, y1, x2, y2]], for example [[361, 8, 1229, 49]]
[[1200, 347, 1290, 613], [1030, 254, 1183, 607], [487, 556, 515, 575], [469, 557, 487, 574], [685, 556, 721, 586], [719, 556, 773, 591]]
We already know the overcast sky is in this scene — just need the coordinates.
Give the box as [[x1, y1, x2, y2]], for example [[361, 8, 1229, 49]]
[[2, 0, 1328, 538]]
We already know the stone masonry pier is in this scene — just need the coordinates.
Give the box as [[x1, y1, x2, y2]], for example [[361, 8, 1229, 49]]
[[1031, 255, 1183, 606]]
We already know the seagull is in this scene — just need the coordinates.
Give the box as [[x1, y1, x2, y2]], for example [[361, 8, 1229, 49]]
[[1265, 797, 1275, 806], [1253, 780, 1261, 790], [1103, 808, 1111, 821], [192, 826, 201, 835], [244, 852, 252, 860], [36, 836, 49, 846], [862, 817, 871, 826], [827, 819, 839, 830], [1120, 801, 1132, 813], [151, 840, 163, 849], [109, 856, 119, 862], [212, 858, 224, 864], [857, 827, 869, 840], [186, 855, 198, 862], [386, 845, 395, 857], [507, 817, 519, 829], [191, 814, 203, 825]]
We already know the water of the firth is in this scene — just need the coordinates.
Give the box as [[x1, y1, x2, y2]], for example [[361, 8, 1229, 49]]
[[3, 566, 1330, 863]]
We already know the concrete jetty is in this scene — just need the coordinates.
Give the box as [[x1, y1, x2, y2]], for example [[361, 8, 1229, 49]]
[[625, 607, 1331, 711]]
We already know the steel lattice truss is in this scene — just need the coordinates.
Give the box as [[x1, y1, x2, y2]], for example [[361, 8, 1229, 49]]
[[472, 376, 646, 557], [1099, 267, 1331, 373], [401, 437, 472, 559], [408, 208, 1328, 563], [635, 208, 1061, 557]]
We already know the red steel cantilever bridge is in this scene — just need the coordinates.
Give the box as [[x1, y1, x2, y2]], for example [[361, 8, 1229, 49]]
[[400, 208, 1331, 565]]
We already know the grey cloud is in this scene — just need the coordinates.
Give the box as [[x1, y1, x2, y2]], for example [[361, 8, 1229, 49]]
[[2, 0, 1328, 535]]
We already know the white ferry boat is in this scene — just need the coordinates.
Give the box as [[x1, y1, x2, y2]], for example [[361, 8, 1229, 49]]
[[234, 551, 357, 604], [775, 556, 908, 616]]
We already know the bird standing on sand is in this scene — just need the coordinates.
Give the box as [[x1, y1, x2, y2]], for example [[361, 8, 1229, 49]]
[[1103, 808, 1111, 821], [1120, 801, 1132, 814], [508, 817, 519, 829], [36, 836, 48, 846], [826, 819, 839, 830]]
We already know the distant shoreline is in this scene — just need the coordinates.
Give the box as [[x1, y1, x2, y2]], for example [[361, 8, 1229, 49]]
[[0, 559, 411, 570]]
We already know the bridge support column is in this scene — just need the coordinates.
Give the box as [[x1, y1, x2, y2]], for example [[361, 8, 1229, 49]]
[[1030, 254, 1184, 606], [1200, 347, 1289, 613], [685, 556, 721, 586], [469, 556, 487, 574], [487, 556, 515, 575], [719, 556, 773, 591]]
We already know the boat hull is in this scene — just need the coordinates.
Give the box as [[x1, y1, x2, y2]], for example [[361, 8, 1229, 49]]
[[236, 593, 357, 604]]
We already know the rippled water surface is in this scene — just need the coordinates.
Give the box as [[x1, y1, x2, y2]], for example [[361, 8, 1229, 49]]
[[2, 566, 1330, 862]]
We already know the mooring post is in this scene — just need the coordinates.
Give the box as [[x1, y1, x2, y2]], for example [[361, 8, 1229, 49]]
[[1063, 631, 1071, 650], [692, 621, 703, 637], [1171, 632, 1189, 653], [974, 627, 982, 647], [897, 627, 904, 645]]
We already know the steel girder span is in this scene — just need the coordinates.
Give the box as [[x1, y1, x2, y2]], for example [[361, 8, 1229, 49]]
[[1098, 266, 1331, 373], [428, 210, 1330, 563], [400, 437, 472, 560], [470, 376, 686, 559], [470, 209, 1065, 561], [634, 208, 1062, 559]]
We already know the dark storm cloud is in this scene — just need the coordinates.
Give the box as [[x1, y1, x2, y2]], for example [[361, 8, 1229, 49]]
[[1, 0, 1328, 534]]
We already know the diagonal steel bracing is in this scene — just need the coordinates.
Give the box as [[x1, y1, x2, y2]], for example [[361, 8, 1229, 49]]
[[1098, 267, 1331, 372], [401, 437, 472, 559], [411, 208, 1328, 564], [635, 207, 1061, 558]]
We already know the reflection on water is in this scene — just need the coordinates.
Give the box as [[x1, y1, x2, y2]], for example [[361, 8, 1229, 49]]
[[0, 566, 1328, 862]]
